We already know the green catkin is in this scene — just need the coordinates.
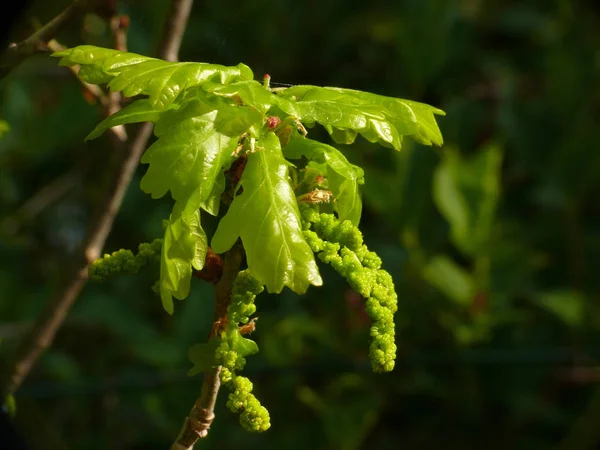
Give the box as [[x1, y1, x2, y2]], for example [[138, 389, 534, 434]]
[[88, 238, 162, 281], [214, 270, 271, 432], [301, 206, 397, 373]]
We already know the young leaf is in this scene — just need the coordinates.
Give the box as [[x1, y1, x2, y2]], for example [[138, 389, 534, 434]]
[[140, 107, 238, 214], [51, 45, 254, 109], [276, 85, 445, 150], [160, 201, 207, 314], [228, 328, 259, 357], [203, 80, 279, 114], [86, 99, 163, 140], [188, 339, 221, 376], [283, 136, 364, 225], [212, 133, 323, 294]]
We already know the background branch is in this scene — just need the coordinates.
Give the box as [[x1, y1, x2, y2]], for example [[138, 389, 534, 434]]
[[159, 0, 194, 63], [0, 0, 100, 79], [0, 0, 194, 401]]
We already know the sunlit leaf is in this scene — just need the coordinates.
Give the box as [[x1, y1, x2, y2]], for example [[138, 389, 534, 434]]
[[275, 85, 445, 150], [159, 200, 207, 314], [283, 135, 364, 225], [86, 99, 163, 140], [228, 328, 259, 357], [203, 80, 279, 113], [52, 45, 254, 109], [212, 133, 323, 293], [140, 107, 237, 211]]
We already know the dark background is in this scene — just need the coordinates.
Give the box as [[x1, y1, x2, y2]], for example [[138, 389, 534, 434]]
[[1, 0, 600, 449]]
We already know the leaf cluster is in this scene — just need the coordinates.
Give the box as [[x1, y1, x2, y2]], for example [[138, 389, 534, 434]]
[[52, 45, 443, 315]]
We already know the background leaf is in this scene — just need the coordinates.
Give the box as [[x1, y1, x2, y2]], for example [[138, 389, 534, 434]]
[[433, 144, 503, 257], [422, 255, 476, 306]]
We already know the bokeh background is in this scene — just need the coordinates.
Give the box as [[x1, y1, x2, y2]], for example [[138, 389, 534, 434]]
[[1, 0, 600, 449]]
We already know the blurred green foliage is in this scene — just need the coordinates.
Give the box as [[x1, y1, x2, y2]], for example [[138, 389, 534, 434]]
[[1, 0, 600, 449]]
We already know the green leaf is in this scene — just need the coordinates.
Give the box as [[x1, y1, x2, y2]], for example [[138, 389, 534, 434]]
[[52, 45, 254, 109], [423, 255, 476, 305], [283, 136, 364, 225], [3, 394, 16, 418], [140, 106, 237, 212], [276, 85, 445, 150], [228, 328, 259, 357], [534, 290, 585, 327], [159, 201, 207, 314], [203, 80, 279, 114], [188, 339, 221, 376], [86, 99, 163, 140], [433, 144, 503, 256], [212, 133, 323, 293], [0, 120, 10, 139]]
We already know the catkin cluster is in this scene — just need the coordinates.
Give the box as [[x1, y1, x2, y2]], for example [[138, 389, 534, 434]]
[[215, 270, 270, 432], [301, 206, 398, 372], [88, 239, 162, 281]]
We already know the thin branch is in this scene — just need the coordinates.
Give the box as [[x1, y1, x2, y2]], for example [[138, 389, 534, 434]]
[[0, 168, 81, 235], [172, 246, 244, 450], [159, 0, 194, 63], [0, 122, 154, 401], [47, 39, 108, 104], [1, 0, 193, 401], [106, 14, 130, 141], [0, 0, 100, 79]]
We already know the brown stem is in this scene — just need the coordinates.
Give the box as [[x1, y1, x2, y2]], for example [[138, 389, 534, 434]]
[[46, 39, 109, 107], [0, 0, 101, 79], [172, 245, 244, 450], [159, 0, 194, 63], [0, 0, 193, 401], [106, 14, 130, 141]]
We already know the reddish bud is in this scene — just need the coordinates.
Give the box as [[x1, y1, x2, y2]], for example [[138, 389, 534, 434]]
[[267, 116, 281, 129], [263, 73, 271, 89], [469, 291, 488, 316], [119, 15, 130, 30]]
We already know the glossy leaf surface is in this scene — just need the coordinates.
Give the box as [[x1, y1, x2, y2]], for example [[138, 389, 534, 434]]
[[160, 202, 207, 314], [276, 85, 445, 150], [140, 108, 237, 212], [228, 329, 259, 357], [212, 133, 323, 293], [52, 45, 253, 109], [86, 99, 163, 140]]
